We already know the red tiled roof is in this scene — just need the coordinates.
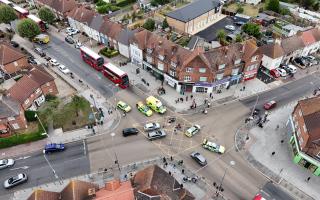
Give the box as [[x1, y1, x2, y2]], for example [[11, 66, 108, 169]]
[[67, 5, 95, 24], [259, 43, 284, 59], [94, 180, 134, 200], [242, 39, 260, 61], [299, 29, 316, 46], [0, 42, 26, 66], [29, 67, 54, 86]]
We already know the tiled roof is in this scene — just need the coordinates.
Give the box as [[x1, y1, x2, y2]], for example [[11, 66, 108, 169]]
[[27, 189, 60, 200], [0, 95, 20, 119], [94, 180, 135, 200], [299, 29, 316, 46], [36, 0, 76, 14], [67, 5, 95, 24], [281, 35, 305, 54], [166, 0, 221, 22], [0, 42, 26, 66], [259, 43, 284, 59], [117, 29, 136, 46], [133, 165, 195, 200], [204, 43, 244, 71], [242, 39, 259, 61], [99, 20, 123, 39], [310, 27, 320, 41], [29, 67, 54, 86], [90, 14, 104, 31]]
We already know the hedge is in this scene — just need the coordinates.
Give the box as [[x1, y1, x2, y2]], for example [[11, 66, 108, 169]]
[[99, 47, 119, 58], [116, 0, 136, 7]]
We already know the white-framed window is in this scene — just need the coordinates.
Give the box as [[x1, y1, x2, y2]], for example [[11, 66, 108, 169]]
[[158, 55, 164, 61], [46, 82, 50, 86], [158, 62, 164, 71], [171, 61, 177, 68], [49, 89, 53, 93], [199, 77, 207, 82], [12, 123, 20, 130], [251, 55, 258, 62], [36, 88, 41, 94], [216, 73, 223, 80], [232, 68, 239, 75], [7, 117, 15, 121], [147, 48, 153, 54], [234, 59, 241, 65], [186, 67, 192, 73], [247, 64, 258, 71], [24, 99, 30, 105], [199, 68, 206, 73], [184, 75, 191, 82], [218, 64, 225, 70], [147, 56, 153, 63], [169, 70, 176, 77], [299, 109, 302, 117]]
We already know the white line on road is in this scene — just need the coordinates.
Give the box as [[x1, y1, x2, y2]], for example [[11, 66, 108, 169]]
[[10, 166, 29, 170], [83, 139, 86, 156], [15, 156, 31, 161]]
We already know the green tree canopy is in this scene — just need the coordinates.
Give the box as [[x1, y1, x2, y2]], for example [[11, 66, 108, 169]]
[[266, 0, 280, 13], [236, 34, 243, 42], [38, 7, 55, 24], [17, 18, 41, 39], [216, 29, 226, 42], [162, 18, 169, 29], [143, 18, 155, 31], [242, 23, 261, 38], [0, 4, 17, 25]]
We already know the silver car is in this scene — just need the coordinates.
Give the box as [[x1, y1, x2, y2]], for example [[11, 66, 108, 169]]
[[4, 173, 28, 189], [144, 122, 161, 131], [148, 129, 166, 140], [190, 152, 207, 166], [0, 159, 14, 169]]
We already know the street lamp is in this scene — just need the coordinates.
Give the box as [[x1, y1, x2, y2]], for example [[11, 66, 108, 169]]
[[43, 150, 59, 179], [215, 160, 235, 198], [35, 113, 47, 136], [90, 94, 98, 110], [111, 132, 121, 172]]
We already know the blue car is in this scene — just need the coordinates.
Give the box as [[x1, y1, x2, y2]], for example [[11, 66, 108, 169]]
[[44, 143, 65, 153]]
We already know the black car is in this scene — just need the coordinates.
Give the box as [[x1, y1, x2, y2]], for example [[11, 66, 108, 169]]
[[122, 128, 139, 137], [10, 41, 19, 48], [293, 57, 307, 66], [65, 36, 75, 44]]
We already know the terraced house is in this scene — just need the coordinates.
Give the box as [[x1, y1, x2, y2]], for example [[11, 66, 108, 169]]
[[34, 0, 76, 19]]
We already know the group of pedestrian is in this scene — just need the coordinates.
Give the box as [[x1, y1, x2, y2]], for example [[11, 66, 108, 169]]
[[107, 109, 113, 115]]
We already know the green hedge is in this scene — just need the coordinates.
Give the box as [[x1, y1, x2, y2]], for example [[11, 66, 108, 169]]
[[99, 47, 119, 58], [116, 0, 136, 7], [24, 110, 37, 122], [0, 125, 47, 149]]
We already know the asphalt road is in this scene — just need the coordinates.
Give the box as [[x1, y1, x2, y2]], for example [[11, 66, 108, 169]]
[[260, 182, 295, 200], [0, 141, 89, 196]]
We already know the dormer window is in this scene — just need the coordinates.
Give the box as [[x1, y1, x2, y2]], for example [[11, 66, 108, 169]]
[[171, 61, 177, 68], [218, 64, 225, 70], [159, 55, 164, 61], [147, 48, 153, 54], [234, 59, 241, 65]]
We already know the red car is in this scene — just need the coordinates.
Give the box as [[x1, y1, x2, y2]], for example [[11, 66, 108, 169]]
[[263, 100, 277, 110], [253, 194, 266, 200], [270, 69, 280, 78]]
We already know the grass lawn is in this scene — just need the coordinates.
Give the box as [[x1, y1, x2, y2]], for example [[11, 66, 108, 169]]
[[38, 96, 94, 132], [226, 3, 262, 17]]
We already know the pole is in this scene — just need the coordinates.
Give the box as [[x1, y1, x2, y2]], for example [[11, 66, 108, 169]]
[[43, 152, 59, 179], [35, 114, 47, 135], [250, 94, 259, 117], [215, 161, 235, 198], [111, 133, 121, 172]]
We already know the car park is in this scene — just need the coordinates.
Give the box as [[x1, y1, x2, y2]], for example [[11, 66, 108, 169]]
[[225, 25, 236, 31], [136, 101, 153, 117], [122, 128, 139, 137], [117, 101, 131, 112], [144, 122, 160, 131], [270, 69, 280, 78], [58, 64, 71, 74], [276, 68, 287, 77], [263, 100, 277, 110], [3, 173, 28, 189], [65, 36, 75, 44], [34, 47, 46, 57], [44, 143, 65, 153], [0, 159, 14, 169], [185, 125, 201, 137], [202, 138, 225, 154], [49, 59, 59, 66], [190, 152, 207, 166], [148, 130, 166, 140]]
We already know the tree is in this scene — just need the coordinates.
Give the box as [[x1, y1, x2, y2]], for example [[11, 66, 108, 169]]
[[0, 5, 17, 25], [162, 18, 169, 30], [38, 7, 55, 24], [216, 29, 226, 42], [236, 4, 244, 13], [143, 19, 155, 31], [313, 2, 319, 11], [266, 0, 280, 13], [236, 34, 243, 42], [17, 19, 41, 39], [72, 95, 82, 117], [300, 0, 314, 9], [242, 23, 261, 38]]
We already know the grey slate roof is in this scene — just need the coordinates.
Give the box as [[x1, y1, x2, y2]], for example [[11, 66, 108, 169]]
[[187, 36, 199, 50], [117, 29, 137, 45], [0, 95, 20, 119], [166, 0, 221, 22], [89, 14, 104, 31]]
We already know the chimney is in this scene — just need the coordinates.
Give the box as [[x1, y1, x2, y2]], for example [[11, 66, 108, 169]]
[[105, 179, 121, 191], [88, 188, 96, 197], [274, 38, 281, 45]]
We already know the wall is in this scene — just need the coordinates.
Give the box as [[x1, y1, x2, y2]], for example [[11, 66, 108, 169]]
[[130, 44, 143, 67], [118, 43, 130, 58], [261, 55, 283, 70], [0, 107, 27, 131], [166, 17, 185, 34]]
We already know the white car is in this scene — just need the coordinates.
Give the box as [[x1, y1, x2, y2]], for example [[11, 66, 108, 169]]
[[0, 159, 14, 169], [185, 124, 201, 137], [58, 64, 71, 74], [66, 27, 79, 36], [225, 25, 236, 31], [49, 59, 59, 66], [75, 42, 82, 49], [144, 122, 160, 131], [276, 68, 287, 77], [287, 64, 297, 74], [3, 173, 28, 189]]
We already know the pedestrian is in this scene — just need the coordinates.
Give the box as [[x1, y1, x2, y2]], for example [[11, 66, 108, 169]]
[[271, 151, 275, 156], [174, 129, 177, 134], [163, 157, 166, 163], [186, 96, 188, 101], [276, 124, 280, 130], [194, 103, 197, 108], [177, 98, 180, 103], [170, 156, 173, 161], [210, 93, 212, 98], [175, 99, 178, 104], [182, 169, 185, 174], [180, 97, 183, 102], [173, 164, 176, 169], [191, 95, 193, 99], [110, 110, 113, 114], [306, 177, 311, 182]]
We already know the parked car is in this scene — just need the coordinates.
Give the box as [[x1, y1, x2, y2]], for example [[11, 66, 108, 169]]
[[286, 64, 297, 74], [122, 128, 138, 137], [0, 159, 14, 170], [276, 68, 287, 77], [27, 57, 37, 65], [10, 41, 19, 48], [263, 100, 277, 110], [117, 101, 131, 112], [185, 125, 201, 137], [148, 129, 166, 140], [34, 47, 46, 57], [44, 143, 65, 154], [65, 36, 75, 44], [49, 59, 59, 66], [303, 56, 318, 66], [190, 152, 207, 166], [202, 139, 225, 154], [66, 27, 79, 36], [136, 101, 152, 117], [270, 69, 280, 78], [144, 122, 160, 131], [74, 42, 82, 49], [225, 25, 236, 31], [58, 64, 71, 74], [294, 57, 307, 66], [3, 173, 28, 189]]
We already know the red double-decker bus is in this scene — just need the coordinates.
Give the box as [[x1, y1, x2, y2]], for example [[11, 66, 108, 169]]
[[102, 63, 129, 89], [27, 14, 46, 32], [13, 5, 29, 18], [80, 46, 104, 71]]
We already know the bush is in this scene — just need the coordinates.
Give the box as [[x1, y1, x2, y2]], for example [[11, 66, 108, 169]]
[[0, 124, 46, 149], [116, 0, 136, 7], [96, 0, 107, 6], [97, 4, 120, 14], [45, 94, 57, 101], [25, 110, 37, 122], [99, 47, 119, 58]]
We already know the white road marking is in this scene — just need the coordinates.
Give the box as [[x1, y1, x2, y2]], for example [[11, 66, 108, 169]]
[[10, 166, 29, 170], [83, 139, 86, 156], [15, 156, 31, 161]]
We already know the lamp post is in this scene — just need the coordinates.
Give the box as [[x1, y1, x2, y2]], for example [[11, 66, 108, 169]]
[[215, 160, 235, 198], [90, 94, 98, 110], [35, 113, 47, 136], [43, 150, 59, 179], [111, 132, 121, 172]]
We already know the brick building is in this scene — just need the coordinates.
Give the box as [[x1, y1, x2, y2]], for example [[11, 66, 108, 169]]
[[7, 67, 58, 110], [0, 42, 29, 78], [166, 0, 223, 35], [288, 96, 320, 176], [34, 0, 76, 19], [242, 39, 263, 81]]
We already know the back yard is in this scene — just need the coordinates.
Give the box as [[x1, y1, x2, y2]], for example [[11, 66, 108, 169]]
[[226, 3, 263, 17]]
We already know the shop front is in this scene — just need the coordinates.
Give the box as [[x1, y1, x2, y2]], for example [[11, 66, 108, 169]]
[[164, 74, 179, 91], [243, 69, 258, 81], [230, 74, 242, 86], [142, 61, 164, 81], [212, 77, 231, 91], [179, 82, 194, 94], [193, 82, 213, 93]]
